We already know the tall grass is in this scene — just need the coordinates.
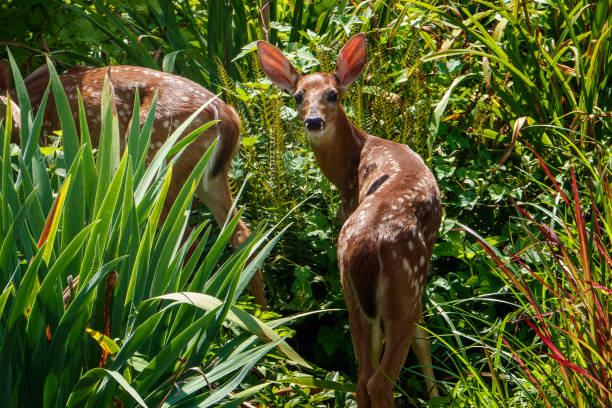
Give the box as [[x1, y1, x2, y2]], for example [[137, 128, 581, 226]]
[[419, 137, 611, 407], [446, 137, 612, 407], [0, 54, 309, 407], [415, 0, 611, 153]]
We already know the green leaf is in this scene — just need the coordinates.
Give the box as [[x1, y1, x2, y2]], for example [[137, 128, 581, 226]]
[[428, 73, 476, 158], [85, 328, 121, 356], [162, 50, 182, 74], [278, 375, 356, 394], [157, 292, 311, 368], [79, 152, 128, 286], [0, 190, 36, 276], [66, 368, 148, 408], [46, 56, 79, 170], [41, 174, 71, 265], [162, 339, 282, 407], [129, 309, 218, 395], [0, 282, 12, 318]]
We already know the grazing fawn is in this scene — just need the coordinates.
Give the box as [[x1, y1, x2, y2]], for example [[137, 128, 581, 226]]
[[258, 34, 441, 406], [0, 61, 266, 309]]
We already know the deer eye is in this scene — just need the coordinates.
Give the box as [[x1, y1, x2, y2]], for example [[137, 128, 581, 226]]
[[294, 92, 304, 104], [328, 90, 338, 102]]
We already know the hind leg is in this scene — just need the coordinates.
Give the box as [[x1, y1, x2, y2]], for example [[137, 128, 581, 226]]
[[412, 323, 439, 398], [366, 318, 416, 408], [342, 278, 378, 408], [196, 166, 267, 309], [367, 273, 423, 408]]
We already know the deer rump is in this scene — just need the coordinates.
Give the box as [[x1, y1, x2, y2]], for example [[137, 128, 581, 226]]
[[1, 63, 238, 178]]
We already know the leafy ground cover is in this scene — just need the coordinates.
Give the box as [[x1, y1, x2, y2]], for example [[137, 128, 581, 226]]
[[1, 0, 610, 406]]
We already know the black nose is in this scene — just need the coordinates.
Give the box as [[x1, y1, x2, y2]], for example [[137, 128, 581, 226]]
[[304, 117, 325, 131]]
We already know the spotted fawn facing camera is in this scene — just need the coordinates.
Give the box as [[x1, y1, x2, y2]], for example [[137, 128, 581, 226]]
[[258, 34, 441, 406]]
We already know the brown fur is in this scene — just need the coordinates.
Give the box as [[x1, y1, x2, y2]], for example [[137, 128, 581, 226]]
[[259, 34, 442, 406]]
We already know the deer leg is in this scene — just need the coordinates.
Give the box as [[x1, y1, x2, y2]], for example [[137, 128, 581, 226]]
[[412, 323, 439, 398], [197, 170, 250, 248], [366, 319, 415, 408], [342, 279, 377, 408], [196, 167, 267, 310]]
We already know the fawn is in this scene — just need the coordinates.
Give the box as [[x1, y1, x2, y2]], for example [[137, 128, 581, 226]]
[[0, 61, 266, 309], [258, 34, 441, 406]]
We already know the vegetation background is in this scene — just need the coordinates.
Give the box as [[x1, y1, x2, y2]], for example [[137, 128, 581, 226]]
[[0, 0, 610, 406]]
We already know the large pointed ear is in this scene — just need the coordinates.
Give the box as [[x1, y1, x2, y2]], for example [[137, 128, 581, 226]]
[[257, 41, 299, 92], [0, 61, 11, 92], [334, 34, 367, 91]]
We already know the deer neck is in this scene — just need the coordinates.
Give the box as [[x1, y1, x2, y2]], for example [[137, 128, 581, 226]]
[[309, 106, 365, 208]]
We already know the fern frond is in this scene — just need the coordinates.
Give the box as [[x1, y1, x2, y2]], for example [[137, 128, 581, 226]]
[[216, 59, 238, 108]]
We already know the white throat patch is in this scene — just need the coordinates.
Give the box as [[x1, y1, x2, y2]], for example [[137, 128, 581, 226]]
[[307, 122, 336, 144]]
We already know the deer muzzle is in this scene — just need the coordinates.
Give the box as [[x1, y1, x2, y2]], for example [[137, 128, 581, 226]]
[[304, 116, 325, 131]]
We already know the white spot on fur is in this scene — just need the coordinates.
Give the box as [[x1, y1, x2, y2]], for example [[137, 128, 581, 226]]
[[408, 240, 414, 251], [402, 258, 411, 273], [419, 256, 425, 267]]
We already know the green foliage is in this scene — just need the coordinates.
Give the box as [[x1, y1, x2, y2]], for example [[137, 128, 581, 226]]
[[1, 0, 611, 405], [0, 60, 303, 407]]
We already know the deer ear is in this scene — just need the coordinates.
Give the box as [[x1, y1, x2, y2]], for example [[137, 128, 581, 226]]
[[257, 41, 299, 92], [334, 33, 367, 90], [0, 61, 11, 93]]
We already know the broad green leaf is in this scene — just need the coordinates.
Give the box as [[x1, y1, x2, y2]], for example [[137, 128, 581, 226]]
[[0, 282, 12, 318], [77, 89, 97, 218], [278, 375, 356, 393], [129, 309, 218, 396], [85, 328, 121, 356], [46, 57, 79, 170], [79, 153, 127, 286], [6, 244, 45, 332], [163, 339, 282, 407], [157, 292, 311, 368], [66, 368, 148, 408], [40, 174, 71, 264], [0, 190, 36, 277]]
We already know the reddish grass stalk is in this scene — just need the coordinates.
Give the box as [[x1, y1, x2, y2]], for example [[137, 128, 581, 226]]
[[471, 148, 612, 405]]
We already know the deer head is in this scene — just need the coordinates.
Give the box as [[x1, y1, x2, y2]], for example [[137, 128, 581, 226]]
[[257, 34, 367, 144]]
